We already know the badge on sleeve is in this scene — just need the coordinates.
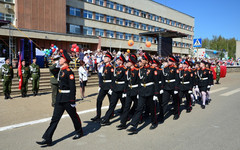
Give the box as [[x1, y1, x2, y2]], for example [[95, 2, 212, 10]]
[[111, 68, 114, 72], [154, 71, 158, 75], [70, 74, 74, 80]]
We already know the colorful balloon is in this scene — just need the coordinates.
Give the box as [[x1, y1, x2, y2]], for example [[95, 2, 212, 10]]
[[145, 41, 151, 47], [127, 49, 130, 53], [128, 40, 134, 47]]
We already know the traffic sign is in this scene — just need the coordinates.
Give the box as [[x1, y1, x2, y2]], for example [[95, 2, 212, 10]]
[[193, 38, 202, 47]]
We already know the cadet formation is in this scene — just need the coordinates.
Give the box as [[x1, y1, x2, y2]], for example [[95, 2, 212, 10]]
[[0, 50, 220, 147]]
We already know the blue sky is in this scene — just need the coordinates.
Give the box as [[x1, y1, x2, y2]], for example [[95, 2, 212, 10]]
[[154, 0, 240, 40]]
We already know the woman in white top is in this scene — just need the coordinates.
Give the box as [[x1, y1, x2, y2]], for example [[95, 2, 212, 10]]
[[78, 60, 88, 100]]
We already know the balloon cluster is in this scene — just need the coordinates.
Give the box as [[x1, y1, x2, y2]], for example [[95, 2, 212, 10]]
[[71, 44, 79, 52], [51, 44, 59, 54], [44, 49, 52, 57]]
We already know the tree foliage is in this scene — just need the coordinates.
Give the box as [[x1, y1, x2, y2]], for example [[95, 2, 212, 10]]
[[202, 36, 236, 59]]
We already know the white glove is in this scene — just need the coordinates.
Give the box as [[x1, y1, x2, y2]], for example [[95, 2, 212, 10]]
[[70, 104, 76, 107], [19, 79, 21, 82], [98, 87, 101, 92], [160, 90, 164, 94], [211, 85, 213, 87], [207, 85, 211, 88], [153, 96, 158, 101], [188, 90, 193, 94], [55, 61, 60, 68], [137, 95, 139, 99], [108, 89, 113, 95], [1, 79, 4, 82], [196, 85, 199, 88], [30, 78, 33, 81], [174, 91, 178, 94], [122, 93, 127, 98]]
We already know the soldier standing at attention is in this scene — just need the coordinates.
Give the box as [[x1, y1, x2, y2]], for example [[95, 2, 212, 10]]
[[36, 50, 83, 146], [17, 60, 30, 97], [49, 55, 60, 107], [30, 57, 40, 96], [215, 61, 221, 84], [0, 57, 14, 99]]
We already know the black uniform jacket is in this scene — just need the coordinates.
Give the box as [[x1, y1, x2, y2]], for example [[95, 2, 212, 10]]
[[101, 63, 114, 90], [178, 68, 194, 91], [112, 65, 127, 92], [162, 65, 180, 91], [126, 66, 139, 97]]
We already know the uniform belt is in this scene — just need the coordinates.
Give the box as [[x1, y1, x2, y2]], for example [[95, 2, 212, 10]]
[[181, 81, 190, 84], [141, 82, 154, 87], [128, 84, 138, 89], [58, 90, 70, 93], [165, 79, 176, 83], [115, 81, 125, 84], [103, 80, 112, 83], [4, 74, 10, 76], [51, 76, 54, 77], [32, 72, 38, 74], [201, 77, 208, 80]]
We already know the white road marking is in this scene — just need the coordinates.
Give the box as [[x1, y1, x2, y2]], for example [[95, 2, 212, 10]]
[[211, 87, 228, 94], [0, 104, 121, 132], [220, 88, 240, 96]]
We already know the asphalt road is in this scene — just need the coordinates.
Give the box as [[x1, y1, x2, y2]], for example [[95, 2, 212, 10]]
[[0, 72, 240, 150]]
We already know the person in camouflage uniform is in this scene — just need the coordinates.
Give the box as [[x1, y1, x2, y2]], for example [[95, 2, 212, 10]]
[[0, 58, 14, 99], [215, 62, 221, 84], [30, 58, 40, 96], [17, 60, 30, 97]]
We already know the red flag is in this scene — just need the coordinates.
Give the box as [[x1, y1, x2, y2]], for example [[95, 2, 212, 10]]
[[220, 66, 227, 78], [211, 66, 217, 80], [18, 54, 23, 90]]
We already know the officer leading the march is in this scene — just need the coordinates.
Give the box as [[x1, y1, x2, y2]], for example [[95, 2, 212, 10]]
[[0, 57, 14, 99], [30, 57, 40, 96], [36, 50, 83, 146]]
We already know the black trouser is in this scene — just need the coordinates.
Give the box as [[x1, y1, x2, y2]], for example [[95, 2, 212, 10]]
[[120, 95, 138, 125], [103, 91, 125, 121], [157, 94, 164, 119], [179, 90, 191, 110], [42, 102, 82, 141], [96, 88, 111, 118], [130, 95, 157, 128], [162, 90, 180, 117]]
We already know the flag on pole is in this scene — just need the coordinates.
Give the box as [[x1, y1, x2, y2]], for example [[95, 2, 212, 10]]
[[18, 53, 23, 90]]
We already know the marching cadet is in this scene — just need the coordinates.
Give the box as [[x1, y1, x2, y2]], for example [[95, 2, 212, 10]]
[[101, 54, 127, 125], [215, 62, 221, 84], [151, 59, 165, 122], [49, 55, 61, 107], [161, 56, 180, 121], [197, 61, 211, 109], [206, 62, 214, 104], [178, 60, 194, 113], [30, 57, 40, 96], [127, 52, 158, 134], [0, 57, 14, 99], [117, 54, 139, 129], [17, 60, 30, 97], [91, 52, 113, 122], [36, 50, 83, 146]]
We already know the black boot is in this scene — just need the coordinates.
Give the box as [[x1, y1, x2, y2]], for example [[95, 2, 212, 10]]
[[36, 139, 52, 146], [116, 123, 127, 130], [4, 94, 8, 100], [91, 116, 101, 122], [7, 93, 12, 99], [33, 92, 36, 96]]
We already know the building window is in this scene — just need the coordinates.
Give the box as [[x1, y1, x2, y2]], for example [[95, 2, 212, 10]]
[[106, 16, 114, 23], [134, 35, 140, 42], [133, 22, 140, 29], [155, 27, 159, 31], [69, 24, 81, 34], [155, 16, 159, 21], [4, 0, 13, 2], [189, 26, 192, 31], [181, 24, 184, 28], [85, 0, 93, 3], [116, 4, 123, 12], [83, 10, 93, 19], [106, 30, 114, 38], [116, 18, 123, 25], [125, 20, 132, 27], [116, 32, 124, 39], [142, 24, 147, 30], [134, 9, 139, 16], [95, 28, 104, 37], [185, 25, 188, 30], [176, 22, 179, 27], [83, 27, 93, 35], [166, 19, 170, 25], [148, 25, 153, 31], [69, 7, 81, 17], [125, 33, 132, 40], [141, 36, 146, 42], [171, 21, 175, 26], [0, 13, 3, 20], [95, 13, 104, 21], [141, 11, 147, 18], [149, 14, 153, 20], [106, 0, 114, 9], [148, 37, 153, 43], [161, 17, 165, 23], [95, 0, 104, 6], [125, 6, 132, 14]]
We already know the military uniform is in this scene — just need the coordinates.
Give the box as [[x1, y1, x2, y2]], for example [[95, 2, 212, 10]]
[[178, 65, 194, 112], [37, 50, 83, 146], [216, 64, 221, 84], [30, 62, 40, 96], [17, 65, 30, 97], [0, 63, 14, 99], [91, 52, 113, 122], [49, 61, 60, 107]]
